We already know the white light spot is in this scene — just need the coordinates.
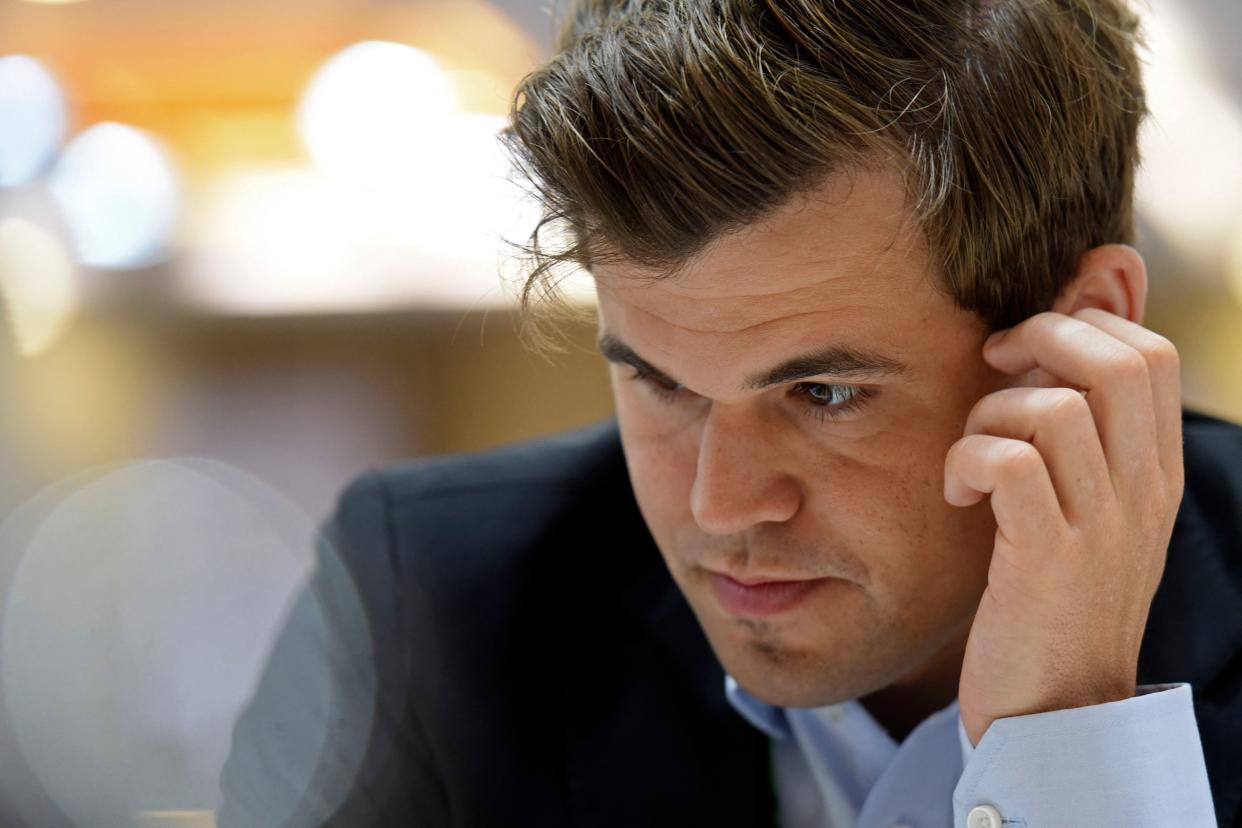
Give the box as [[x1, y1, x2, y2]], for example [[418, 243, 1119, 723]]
[[0, 55, 67, 188], [298, 41, 459, 184], [47, 122, 179, 269]]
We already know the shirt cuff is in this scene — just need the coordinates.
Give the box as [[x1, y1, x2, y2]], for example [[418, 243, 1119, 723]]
[[953, 683, 1216, 827]]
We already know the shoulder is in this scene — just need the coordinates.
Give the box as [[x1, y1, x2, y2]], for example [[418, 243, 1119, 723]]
[[371, 416, 627, 510], [342, 415, 630, 542], [220, 426, 637, 827], [338, 416, 624, 505], [323, 417, 642, 611]]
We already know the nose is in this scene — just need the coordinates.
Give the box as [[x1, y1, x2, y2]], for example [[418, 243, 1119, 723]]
[[689, 404, 801, 536]]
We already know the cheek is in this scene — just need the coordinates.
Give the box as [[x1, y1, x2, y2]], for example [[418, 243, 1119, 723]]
[[625, 442, 681, 502], [616, 404, 699, 528], [800, 430, 992, 590], [803, 450, 928, 551]]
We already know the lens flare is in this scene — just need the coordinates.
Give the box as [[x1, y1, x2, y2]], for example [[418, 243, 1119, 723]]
[[0, 459, 372, 827]]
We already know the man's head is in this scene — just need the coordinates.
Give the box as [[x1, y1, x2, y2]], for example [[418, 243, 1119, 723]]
[[500, 0, 1148, 710]]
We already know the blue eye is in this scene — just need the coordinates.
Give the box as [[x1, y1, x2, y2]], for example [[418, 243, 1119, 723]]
[[793, 382, 873, 422], [630, 369, 874, 424], [804, 383, 849, 405]]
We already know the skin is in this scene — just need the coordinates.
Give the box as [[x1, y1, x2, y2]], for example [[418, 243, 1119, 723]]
[[592, 164, 1182, 746]]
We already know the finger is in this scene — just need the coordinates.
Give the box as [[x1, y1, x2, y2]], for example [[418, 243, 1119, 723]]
[[962, 385, 1112, 525], [945, 433, 1068, 545], [983, 312, 1158, 485], [1067, 308, 1183, 483]]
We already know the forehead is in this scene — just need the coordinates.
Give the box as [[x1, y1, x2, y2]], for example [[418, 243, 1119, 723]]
[[592, 166, 950, 378]]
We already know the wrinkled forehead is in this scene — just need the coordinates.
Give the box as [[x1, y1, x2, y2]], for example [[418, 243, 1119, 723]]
[[594, 165, 927, 318], [591, 166, 935, 386], [594, 259, 895, 337]]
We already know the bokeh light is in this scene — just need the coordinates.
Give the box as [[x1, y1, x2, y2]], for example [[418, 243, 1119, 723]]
[[186, 166, 394, 315], [0, 55, 67, 188], [0, 459, 372, 828], [0, 217, 79, 356], [185, 98, 558, 313], [1228, 219, 1242, 308], [47, 122, 179, 269], [175, 38, 562, 314], [1137, 2, 1242, 269], [298, 41, 458, 184]]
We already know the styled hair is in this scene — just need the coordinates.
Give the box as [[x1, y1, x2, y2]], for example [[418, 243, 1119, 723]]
[[499, 0, 1147, 343]]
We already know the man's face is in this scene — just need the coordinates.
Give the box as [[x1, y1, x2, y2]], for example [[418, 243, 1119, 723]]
[[594, 166, 1009, 708]]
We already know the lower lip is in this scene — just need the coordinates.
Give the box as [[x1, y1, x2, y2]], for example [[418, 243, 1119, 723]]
[[709, 573, 835, 617]]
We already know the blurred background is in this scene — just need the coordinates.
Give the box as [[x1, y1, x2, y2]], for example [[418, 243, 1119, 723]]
[[0, 0, 1238, 825]]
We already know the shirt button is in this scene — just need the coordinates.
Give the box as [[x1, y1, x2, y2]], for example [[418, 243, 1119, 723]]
[[966, 804, 1003, 828]]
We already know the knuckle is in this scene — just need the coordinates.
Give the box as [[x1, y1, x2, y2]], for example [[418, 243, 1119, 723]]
[[996, 440, 1041, 475], [943, 435, 969, 466], [964, 388, 1012, 431], [1032, 310, 1063, 330], [952, 433, 994, 468], [1145, 338, 1180, 370], [1107, 346, 1148, 378], [956, 432, 990, 456], [1043, 386, 1090, 421]]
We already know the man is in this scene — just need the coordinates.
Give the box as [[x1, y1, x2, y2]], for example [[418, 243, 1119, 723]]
[[220, 1, 1241, 826]]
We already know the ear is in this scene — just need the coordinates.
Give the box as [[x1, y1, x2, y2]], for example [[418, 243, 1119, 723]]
[[1050, 243, 1148, 325]]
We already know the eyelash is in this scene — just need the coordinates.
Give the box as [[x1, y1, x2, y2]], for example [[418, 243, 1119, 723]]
[[629, 369, 875, 423]]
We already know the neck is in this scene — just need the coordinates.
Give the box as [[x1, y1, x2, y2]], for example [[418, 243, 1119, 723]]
[[858, 614, 972, 743]]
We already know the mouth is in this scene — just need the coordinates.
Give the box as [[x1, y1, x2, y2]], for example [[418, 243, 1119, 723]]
[[706, 570, 840, 618]]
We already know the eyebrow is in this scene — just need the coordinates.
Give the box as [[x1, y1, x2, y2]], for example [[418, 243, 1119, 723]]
[[596, 332, 909, 392]]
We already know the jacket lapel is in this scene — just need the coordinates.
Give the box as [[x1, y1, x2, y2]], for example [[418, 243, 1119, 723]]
[[556, 454, 775, 827]]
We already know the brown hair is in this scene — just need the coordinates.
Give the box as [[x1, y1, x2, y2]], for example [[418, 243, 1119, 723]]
[[499, 0, 1147, 345]]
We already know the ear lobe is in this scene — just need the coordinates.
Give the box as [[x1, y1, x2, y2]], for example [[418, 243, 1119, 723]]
[[1051, 243, 1148, 325]]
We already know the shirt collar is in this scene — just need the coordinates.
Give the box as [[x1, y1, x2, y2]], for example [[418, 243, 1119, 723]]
[[724, 674, 798, 741], [725, 672, 964, 749]]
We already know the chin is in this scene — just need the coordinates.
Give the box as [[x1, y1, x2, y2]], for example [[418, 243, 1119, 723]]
[[727, 657, 865, 709], [707, 627, 881, 709]]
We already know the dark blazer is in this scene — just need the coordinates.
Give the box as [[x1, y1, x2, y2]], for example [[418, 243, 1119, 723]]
[[218, 409, 1242, 828]]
